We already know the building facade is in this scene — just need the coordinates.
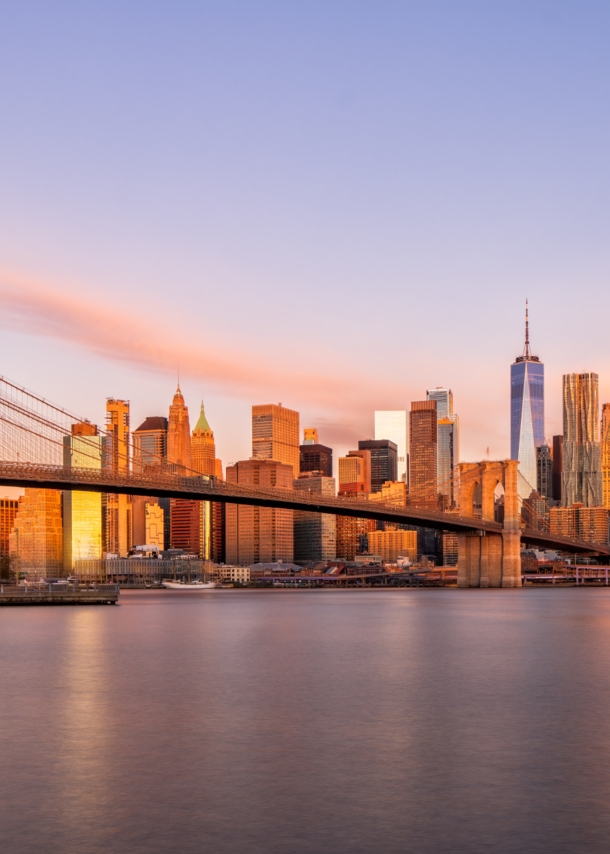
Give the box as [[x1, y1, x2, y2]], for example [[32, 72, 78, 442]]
[[562, 373, 602, 507], [536, 444, 553, 501], [252, 404, 300, 476], [426, 388, 459, 509], [374, 411, 408, 484], [132, 416, 167, 471], [167, 385, 192, 472], [225, 459, 294, 565], [367, 529, 417, 563], [10, 488, 64, 577], [104, 399, 131, 557], [0, 498, 18, 557], [550, 504, 609, 545], [63, 422, 103, 570], [511, 306, 545, 499], [335, 515, 376, 561], [409, 400, 438, 509], [299, 433, 333, 478], [357, 439, 398, 493], [552, 435, 563, 503], [602, 403, 610, 510], [293, 473, 336, 562]]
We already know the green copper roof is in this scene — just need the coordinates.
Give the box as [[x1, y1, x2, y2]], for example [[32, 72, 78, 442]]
[[194, 401, 211, 432]]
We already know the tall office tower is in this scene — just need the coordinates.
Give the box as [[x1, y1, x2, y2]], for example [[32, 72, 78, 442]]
[[63, 422, 103, 569], [427, 388, 460, 507], [338, 450, 371, 495], [104, 399, 131, 557], [167, 386, 192, 472], [9, 489, 63, 577], [536, 444, 553, 501], [170, 499, 204, 554], [367, 530, 417, 563], [335, 516, 376, 561], [132, 416, 168, 471], [562, 373, 602, 507], [252, 404, 300, 477], [357, 440, 397, 492], [552, 435, 563, 503], [132, 497, 164, 548], [300, 429, 333, 478], [0, 498, 18, 557], [511, 304, 545, 499], [225, 459, 294, 565], [293, 473, 337, 562], [190, 402, 222, 560], [602, 404, 610, 510], [409, 401, 438, 509], [374, 412, 408, 484]]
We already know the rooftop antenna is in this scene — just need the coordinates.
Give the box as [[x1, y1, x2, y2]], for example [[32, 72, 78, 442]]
[[524, 299, 530, 360]]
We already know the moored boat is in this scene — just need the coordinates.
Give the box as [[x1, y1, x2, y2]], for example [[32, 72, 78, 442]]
[[161, 579, 217, 590]]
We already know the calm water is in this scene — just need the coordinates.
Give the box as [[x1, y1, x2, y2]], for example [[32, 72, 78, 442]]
[[2, 589, 610, 853]]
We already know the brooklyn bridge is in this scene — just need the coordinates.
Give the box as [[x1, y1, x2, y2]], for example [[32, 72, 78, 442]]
[[1, 376, 608, 588]]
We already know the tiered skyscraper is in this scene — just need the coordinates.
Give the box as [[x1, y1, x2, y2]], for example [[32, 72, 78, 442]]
[[511, 303, 544, 499], [167, 385, 192, 472], [252, 404, 300, 476], [104, 398, 131, 557], [426, 388, 459, 508], [562, 373, 602, 506]]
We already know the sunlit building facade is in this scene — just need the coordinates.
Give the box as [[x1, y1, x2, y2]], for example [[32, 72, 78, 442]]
[[132, 416, 167, 471], [104, 399, 131, 557], [0, 498, 18, 557], [367, 530, 417, 563], [511, 307, 544, 499], [252, 404, 300, 477], [9, 488, 63, 577], [374, 411, 408, 484], [300, 427, 333, 478], [550, 504, 609, 546], [409, 400, 438, 509], [602, 403, 610, 510], [293, 473, 336, 562], [562, 373, 602, 507], [335, 515, 376, 561], [190, 401, 223, 560], [338, 450, 371, 495], [167, 385, 192, 472], [427, 388, 459, 508], [63, 422, 103, 569], [358, 439, 398, 493]]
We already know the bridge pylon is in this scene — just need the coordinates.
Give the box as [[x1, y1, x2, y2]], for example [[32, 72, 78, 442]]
[[456, 459, 521, 588]]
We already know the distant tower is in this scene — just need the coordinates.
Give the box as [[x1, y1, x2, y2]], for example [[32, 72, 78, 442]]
[[190, 402, 222, 561], [511, 302, 544, 499], [167, 385, 192, 472], [562, 373, 602, 507], [426, 388, 460, 508], [409, 400, 438, 509], [191, 402, 216, 476], [252, 404, 300, 477], [104, 399, 131, 557]]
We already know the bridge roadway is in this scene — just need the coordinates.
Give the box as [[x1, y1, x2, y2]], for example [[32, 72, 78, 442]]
[[0, 461, 608, 557]]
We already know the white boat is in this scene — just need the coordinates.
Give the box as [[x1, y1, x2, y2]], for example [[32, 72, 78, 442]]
[[161, 579, 217, 590]]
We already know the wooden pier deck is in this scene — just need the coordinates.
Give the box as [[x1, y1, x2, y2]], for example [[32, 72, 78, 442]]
[[0, 584, 120, 605]]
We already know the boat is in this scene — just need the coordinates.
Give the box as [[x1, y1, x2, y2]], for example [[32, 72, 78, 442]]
[[161, 579, 217, 590]]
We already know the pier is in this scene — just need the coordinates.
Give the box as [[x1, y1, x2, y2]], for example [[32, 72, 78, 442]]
[[0, 583, 119, 605]]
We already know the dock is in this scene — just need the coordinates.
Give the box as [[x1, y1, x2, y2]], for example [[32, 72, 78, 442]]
[[0, 583, 120, 605]]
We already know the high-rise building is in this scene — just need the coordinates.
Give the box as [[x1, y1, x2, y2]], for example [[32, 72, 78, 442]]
[[10, 488, 63, 577], [602, 404, 610, 510], [0, 498, 18, 557], [132, 416, 168, 471], [374, 412, 408, 484], [552, 435, 563, 503], [335, 516, 376, 561], [225, 459, 294, 565], [511, 304, 545, 499], [409, 401, 438, 509], [63, 422, 103, 569], [367, 530, 417, 563], [427, 389, 459, 508], [550, 504, 609, 545], [368, 480, 407, 508], [252, 404, 300, 477], [167, 386, 192, 472], [357, 440, 397, 493], [562, 373, 602, 507], [536, 444, 553, 501], [104, 399, 131, 558], [170, 498, 205, 555], [338, 450, 371, 495], [293, 473, 336, 562], [300, 429, 333, 478], [190, 401, 223, 560]]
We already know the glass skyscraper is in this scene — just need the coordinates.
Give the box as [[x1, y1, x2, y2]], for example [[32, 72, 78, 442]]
[[510, 304, 544, 499], [374, 411, 408, 484], [426, 388, 459, 508]]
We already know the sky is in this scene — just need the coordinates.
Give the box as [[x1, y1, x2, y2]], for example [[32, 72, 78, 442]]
[[1, 1, 610, 478]]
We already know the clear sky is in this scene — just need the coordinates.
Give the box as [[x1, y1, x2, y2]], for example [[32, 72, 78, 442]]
[[1, 1, 610, 475]]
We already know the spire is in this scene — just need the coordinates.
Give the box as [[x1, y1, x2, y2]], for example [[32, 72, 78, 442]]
[[524, 299, 530, 359], [194, 400, 211, 433]]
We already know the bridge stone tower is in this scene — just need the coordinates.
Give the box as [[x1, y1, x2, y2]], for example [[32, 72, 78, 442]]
[[457, 460, 521, 588]]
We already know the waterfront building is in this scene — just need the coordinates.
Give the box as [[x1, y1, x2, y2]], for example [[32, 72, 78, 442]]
[[167, 385, 192, 472], [409, 401, 438, 509], [63, 421, 103, 569], [602, 404, 610, 510], [132, 497, 165, 548], [367, 529, 417, 563], [374, 411, 408, 484], [252, 404, 300, 477], [10, 488, 63, 577], [338, 450, 371, 495], [441, 532, 458, 566], [293, 473, 336, 562], [358, 440, 397, 493], [549, 504, 609, 545], [536, 444, 553, 501], [552, 435, 563, 503], [225, 459, 294, 565], [132, 416, 167, 471], [104, 399, 131, 558], [335, 515, 376, 561], [511, 304, 545, 499], [426, 388, 459, 508], [170, 499, 204, 555], [562, 373, 602, 507], [300, 429, 333, 478], [0, 498, 18, 557]]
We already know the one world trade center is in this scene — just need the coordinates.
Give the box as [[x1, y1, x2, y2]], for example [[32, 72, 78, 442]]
[[511, 302, 544, 498]]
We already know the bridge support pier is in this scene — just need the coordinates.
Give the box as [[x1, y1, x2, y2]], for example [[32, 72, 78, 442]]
[[456, 460, 522, 589]]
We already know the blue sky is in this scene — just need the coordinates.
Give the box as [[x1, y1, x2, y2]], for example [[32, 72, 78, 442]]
[[1, 1, 609, 472]]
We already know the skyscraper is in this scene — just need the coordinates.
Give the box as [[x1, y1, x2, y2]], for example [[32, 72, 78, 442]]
[[300, 428, 333, 478], [293, 473, 336, 562], [511, 304, 544, 498], [252, 404, 300, 476], [357, 439, 397, 492], [374, 412, 408, 484], [426, 388, 459, 507], [602, 403, 610, 510], [562, 373, 602, 507], [338, 450, 371, 495], [536, 444, 553, 501], [132, 416, 168, 471], [552, 435, 563, 503], [167, 386, 192, 472], [409, 401, 438, 509], [191, 402, 222, 560], [63, 421, 103, 568], [104, 399, 131, 557], [9, 489, 63, 577]]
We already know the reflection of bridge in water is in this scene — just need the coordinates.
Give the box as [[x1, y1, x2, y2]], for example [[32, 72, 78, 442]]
[[1, 376, 609, 588]]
